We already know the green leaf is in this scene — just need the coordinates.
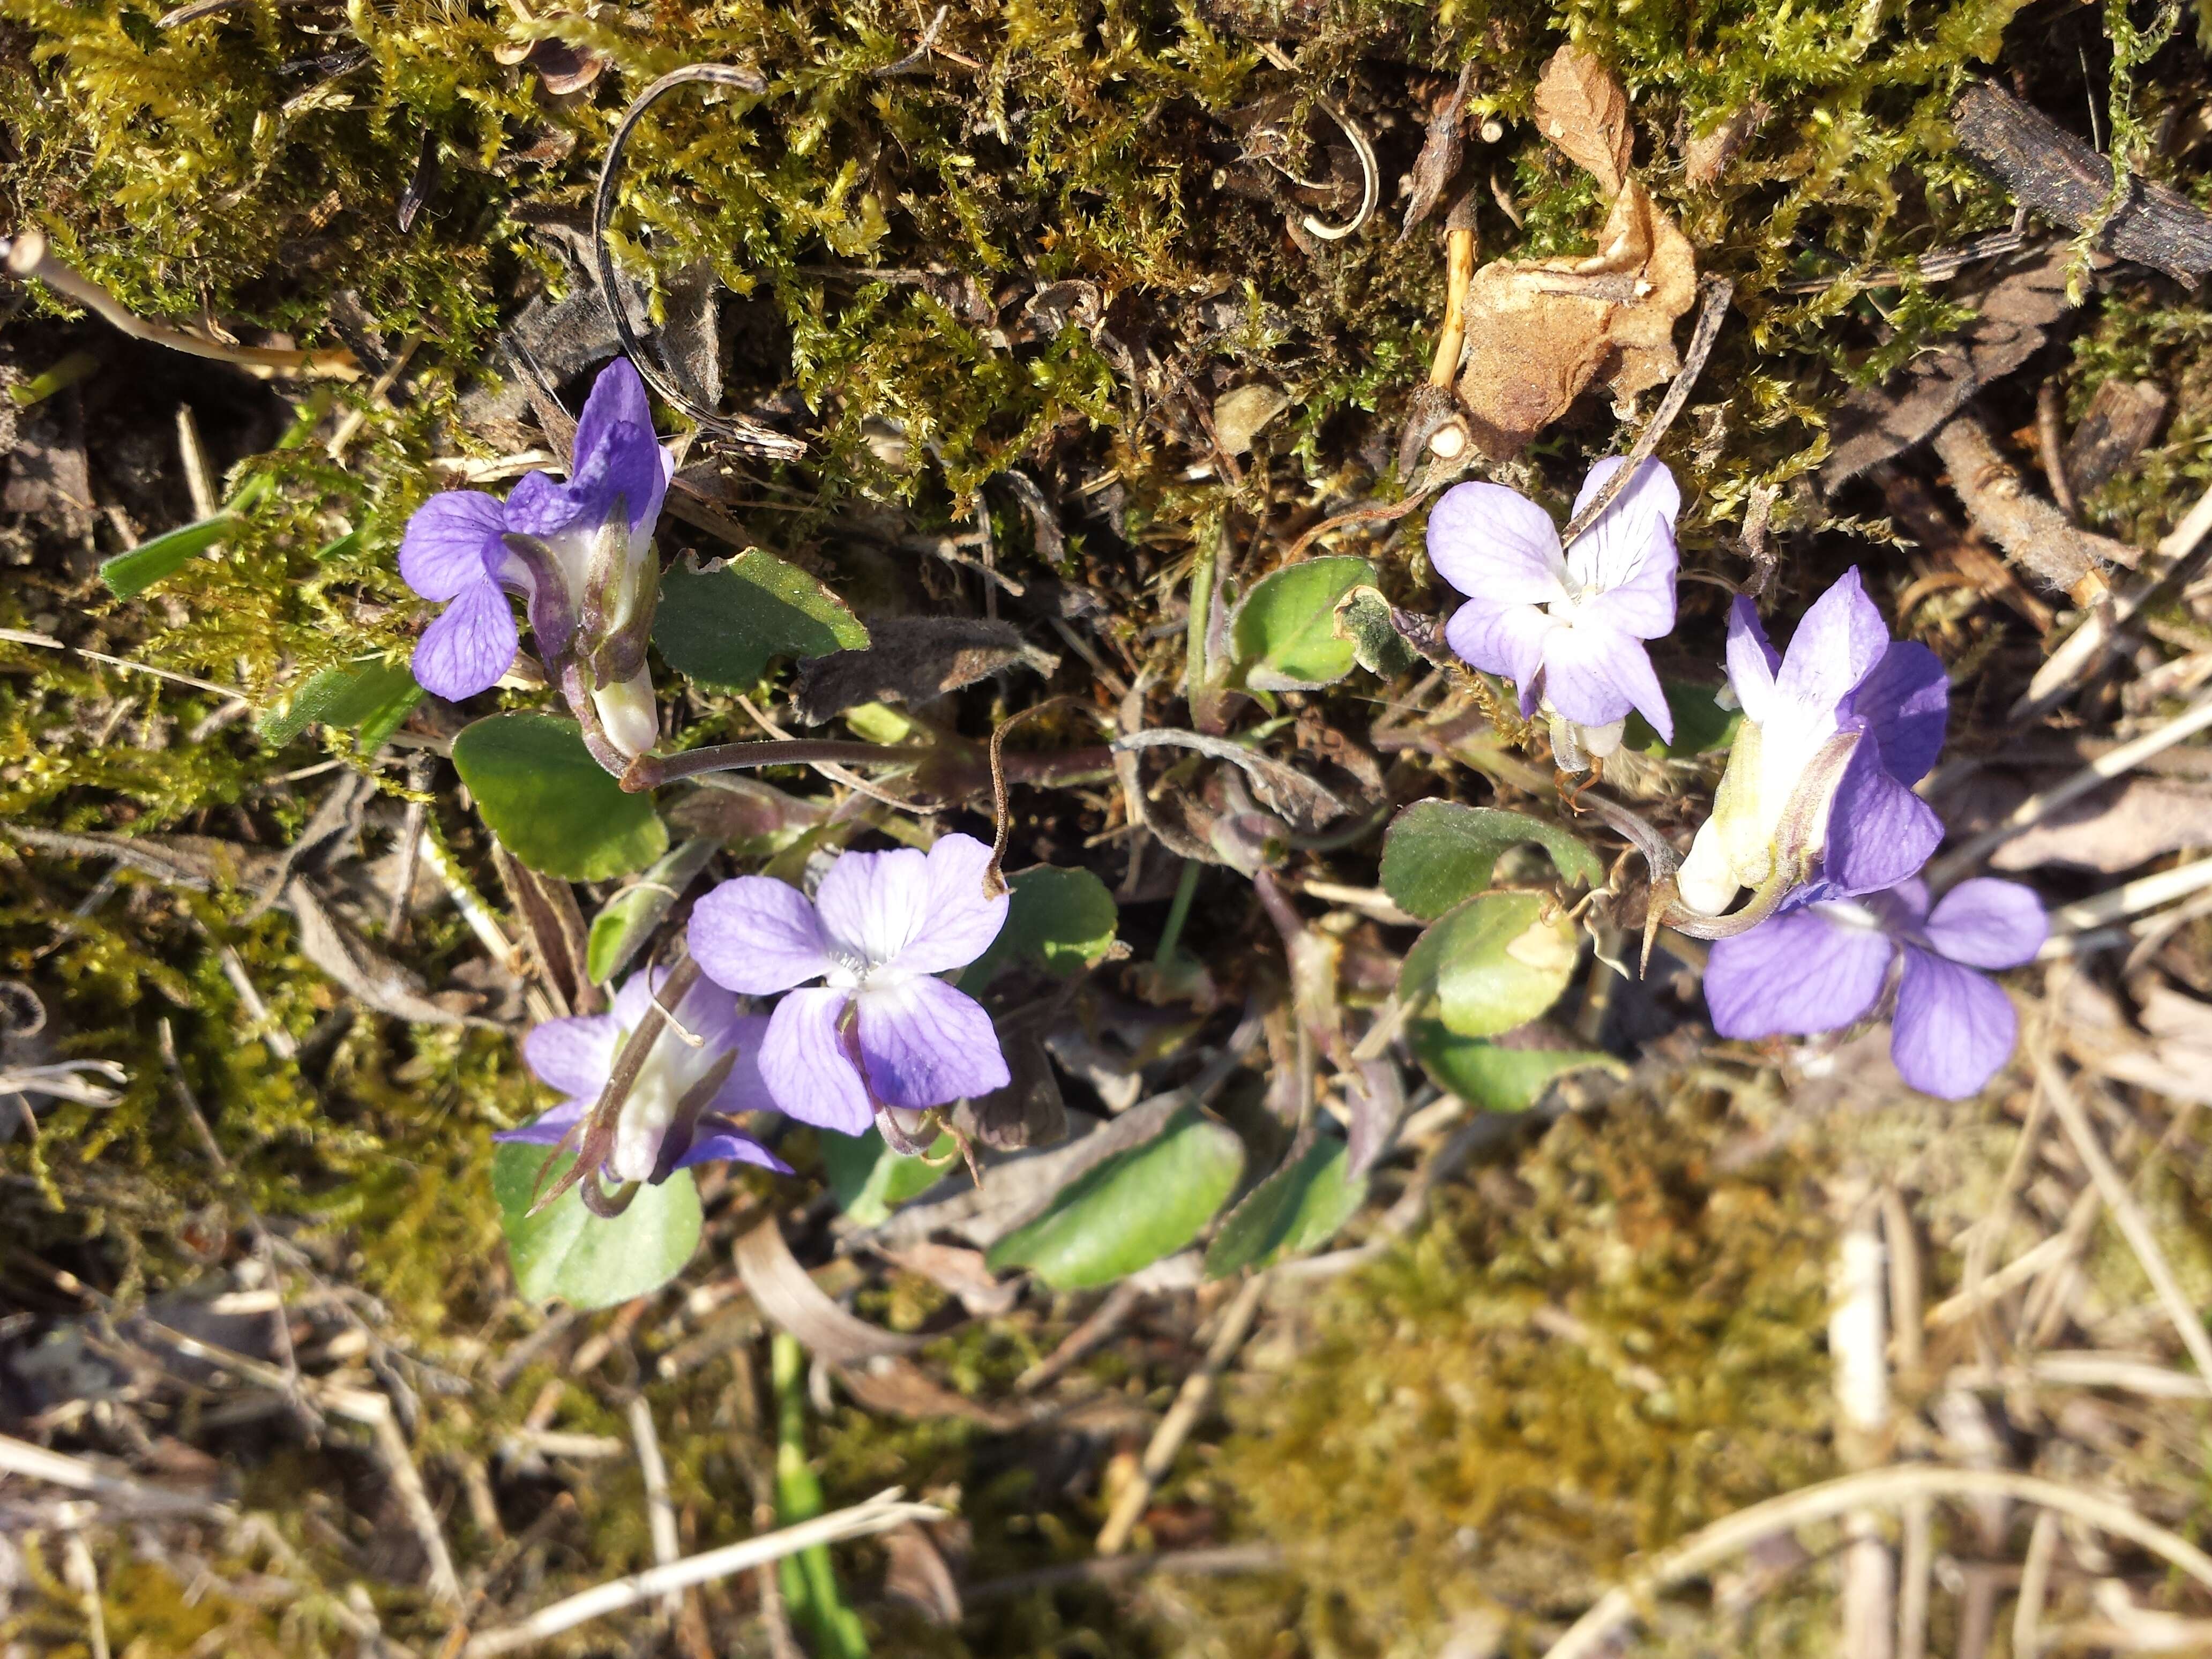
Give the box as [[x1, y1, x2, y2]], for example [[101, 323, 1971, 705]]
[[452, 713, 667, 880], [585, 837, 719, 985], [1381, 801, 1604, 920], [259, 658, 422, 750], [960, 865, 1119, 990], [1411, 1022, 1623, 1111], [1204, 1135, 1366, 1277], [820, 1126, 955, 1225], [100, 513, 233, 600], [1624, 681, 1742, 757], [652, 551, 870, 690], [1399, 891, 1580, 1039], [987, 1109, 1244, 1289], [1331, 584, 1418, 678], [1230, 556, 1375, 691], [491, 1142, 701, 1309]]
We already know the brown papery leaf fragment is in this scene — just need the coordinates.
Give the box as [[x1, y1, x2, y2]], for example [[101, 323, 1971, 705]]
[[1683, 101, 1769, 190], [1453, 180, 1697, 458], [1533, 44, 1633, 196]]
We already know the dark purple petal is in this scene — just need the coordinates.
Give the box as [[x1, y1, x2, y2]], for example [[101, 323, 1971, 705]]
[[690, 877, 833, 995], [856, 974, 1010, 1110], [1820, 737, 1944, 897], [671, 1130, 794, 1175], [1425, 482, 1571, 607], [1725, 597, 1782, 724], [1892, 946, 2017, 1098], [709, 1014, 779, 1118], [1773, 567, 1890, 715], [759, 986, 872, 1133], [494, 1099, 585, 1145], [536, 360, 668, 542], [1444, 600, 1553, 700], [400, 492, 508, 600], [411, 580, 519, 700], [501, 470, 570, 537], [884, 833, 1011, 976], [1844, 641, 1949, 787], [1923, 879, 2046, 969], [1540, 617, 1670, 738], [522, 1013, 619, 1097], [1705, 906, 1894, 1038]]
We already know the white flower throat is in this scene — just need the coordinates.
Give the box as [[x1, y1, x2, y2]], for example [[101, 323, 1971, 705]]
[[609, 1020, 732, 1185]]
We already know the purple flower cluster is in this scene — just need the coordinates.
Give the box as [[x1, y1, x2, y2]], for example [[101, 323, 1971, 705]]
[[400, 357, 672, 758]]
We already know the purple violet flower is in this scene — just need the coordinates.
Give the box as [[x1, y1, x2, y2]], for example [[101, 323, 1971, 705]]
[[687, 834, 1013, 1135], [1427, 457, 1680, 751], [1676, 568, 1950, 917], [1705, 876, 2046, 1099], [399, 357, 674, 758], [496, 965, 792, 1185]]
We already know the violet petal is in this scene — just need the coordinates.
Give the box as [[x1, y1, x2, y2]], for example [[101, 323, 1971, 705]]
[[1425, 481, 1571, 607], [1923, 879, 2047, 969], [886, 833, 1011, 976], [1844, 640, 1949, 787], [1772, 567, 1890, 714], [1540, 616, 1670, 739], [412, 579, 519, 700], [1892, 946, 2017, 1098], [690, 877, 834, 995], [671, 1130, 794, 1175], [522, 1013, 620, 1097], [708, 1014, 780, 1118], [1724, 596, 1782, 724], [1705, 906, 1894, 1038], [399, 492, 508, 600], [759, 987, 872, 1134], [494, 1098, 585, 1145], [1821, 737, 1945, 897], [1444, 599, 1553, 694], [856, 974, 1011, 1110]]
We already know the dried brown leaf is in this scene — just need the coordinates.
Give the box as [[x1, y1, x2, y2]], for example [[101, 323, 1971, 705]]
[[1682, 102, 1769, 190], [1533, 44, 1633, 196], [793, 618, 1056, 723]]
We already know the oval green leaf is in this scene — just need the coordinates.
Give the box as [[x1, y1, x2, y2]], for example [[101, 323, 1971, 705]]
[[1381, 801, 1603, 920], [987, 1108, 1244, 1289], [452, 713, 668, 881], [491, 1142, 702, 1309], [653, 551, 870, 690], [1204, 1134, 1366, 1279], [960, 865, 1119, 990], [1399, 891, 1580, 1038], [1230, 556, 1375, 691], [1411, 1022, 1624, 1111]]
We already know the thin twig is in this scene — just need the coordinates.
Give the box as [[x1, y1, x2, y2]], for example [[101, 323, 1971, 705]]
[[461, 1491, 944, 1656], [2043, 853, 2212, 937], [3, 229, 357, 380], [626, 1396, 684, 1619], [0, 627, 250, 705], [1254, 43, 1378, 242], [0, 1432, 227, 1516], [2013, 1511, 2061, 1659], [1558, 279, 1735, 548], [1540, 1467, 2212, 1659]]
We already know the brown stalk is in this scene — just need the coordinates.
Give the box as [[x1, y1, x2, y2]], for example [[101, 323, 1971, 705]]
[[531, 956, 702, 1215]]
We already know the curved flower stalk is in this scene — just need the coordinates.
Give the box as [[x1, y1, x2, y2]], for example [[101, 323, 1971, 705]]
[[1705, 876, 2046, 1098], [687, 834, 1013, 1137], [497, 966, 792, 1189], [399, 356, 673, 765], [1674, 569, 1949, 921], [1428, 457, 1679, 764]]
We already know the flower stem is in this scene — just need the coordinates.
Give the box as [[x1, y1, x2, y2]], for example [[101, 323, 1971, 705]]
[[1155, 858, 1201, 967]]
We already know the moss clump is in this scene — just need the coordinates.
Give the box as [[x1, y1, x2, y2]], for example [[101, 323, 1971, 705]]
[[1210, 1078, 1839, 1655]]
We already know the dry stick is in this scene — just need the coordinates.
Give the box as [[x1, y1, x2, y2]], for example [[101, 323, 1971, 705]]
[[1096, 1272, 1271, 1556], [1016, 1280, 1145, 1392], [2036, 380, 2079, 520], [2, 229, 358, 380], [1558, 278, 1736, 548], [61, 1532, 110, 1659], [1927, 686, 2212, 886], [2030, 1049, 2212, 1380], [0, 1431, 227, 1516], [2044, 853, 2212, 938], [461, 1491, 943, 1656], [1539, 1467, 2212, 1659], [626, 1397, 684, 1620], [1829, 1192, 1895, 1659], [0, 627, 250, 706], [1930, 412, 2135, 602], [2013, 1509, 2061, 1659]]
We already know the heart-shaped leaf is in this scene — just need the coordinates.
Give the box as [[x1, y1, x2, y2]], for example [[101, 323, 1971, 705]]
[[491, 1142, 701, 1309], [1204, 1134, 1366, 1278], [1411, 1022, 1623, 1110], [1399, 891, 1580, 1038], [1230, 556, 1375, 691], [653, 551, 870, 690], [987, 1108, 1244, 1289], [586, 836, 719, 984], [452, 712, 667, 880], [259, 657, 422, 750], [960, 865, 1119, 991], [1381, 801, 1603, 920]]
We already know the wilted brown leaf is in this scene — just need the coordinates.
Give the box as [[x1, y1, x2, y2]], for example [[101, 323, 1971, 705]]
[[1533, 44, 1633, 196], [1453, 180, 1697, 458], [1683, 101, 1769, 190], [793, 618, 1057, 722]]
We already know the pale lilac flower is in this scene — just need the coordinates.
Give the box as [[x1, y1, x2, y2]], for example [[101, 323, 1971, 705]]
[[496, 965, 791, 1185], [1705, 876, 2045, 1099], [399, 357, 673, 757], [1676, 569, 1949, 916], [687, 834, 1012, 1135], [1428, 457, 1680, 749]]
